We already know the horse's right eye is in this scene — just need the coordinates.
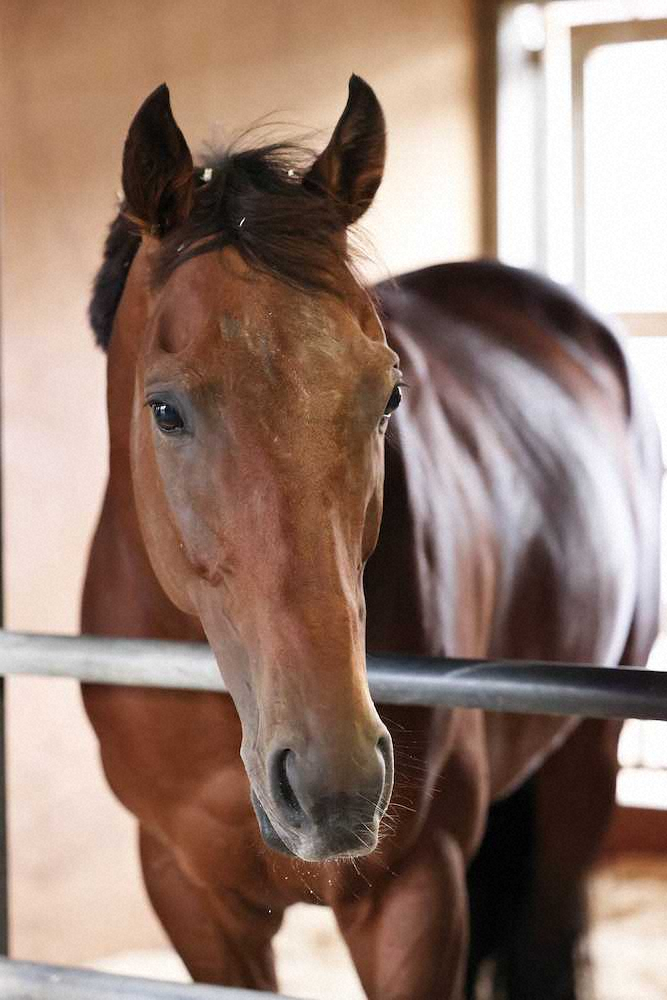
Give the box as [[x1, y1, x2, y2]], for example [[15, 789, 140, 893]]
[[384, 384, 402, 415], [149, 400, 185, 434]]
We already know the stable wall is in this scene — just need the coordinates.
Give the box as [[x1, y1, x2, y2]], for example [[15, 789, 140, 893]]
[[0, 0, 482, 964]]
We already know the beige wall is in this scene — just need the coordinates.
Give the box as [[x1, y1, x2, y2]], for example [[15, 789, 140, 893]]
[[0, 0, 482, 964]]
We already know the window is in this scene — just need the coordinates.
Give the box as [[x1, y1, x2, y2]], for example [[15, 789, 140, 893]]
[[496, 0, 667, 809]]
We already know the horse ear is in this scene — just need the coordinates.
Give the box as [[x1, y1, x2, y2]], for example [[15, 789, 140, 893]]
[[303, 75, 385, 226], [122, 84, 194, 237]]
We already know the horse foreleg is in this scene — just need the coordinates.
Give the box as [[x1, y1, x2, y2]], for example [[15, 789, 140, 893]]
[[334, 833, 468, 1000], [139, 827, 281, 991], [496, 718, 621, 1000]]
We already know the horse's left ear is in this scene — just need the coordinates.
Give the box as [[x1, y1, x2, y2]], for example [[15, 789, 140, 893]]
[[122, 83, 194, 237], [303, 75, 385, 226]]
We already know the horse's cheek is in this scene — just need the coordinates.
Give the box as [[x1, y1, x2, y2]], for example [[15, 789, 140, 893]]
[[131, 421, 200, 616], [361, 452, 385, 562]]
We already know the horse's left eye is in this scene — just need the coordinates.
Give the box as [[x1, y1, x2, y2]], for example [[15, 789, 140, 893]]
[[384, 384, 402, 415], [149, 400, 185, 434]]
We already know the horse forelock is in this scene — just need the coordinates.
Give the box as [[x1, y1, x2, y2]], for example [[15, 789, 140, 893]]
[[90, 138, 361, 353]]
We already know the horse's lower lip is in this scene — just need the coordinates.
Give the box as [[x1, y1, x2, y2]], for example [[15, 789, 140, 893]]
[[251, 791, 295, 856], [250, 790, 382, 861]]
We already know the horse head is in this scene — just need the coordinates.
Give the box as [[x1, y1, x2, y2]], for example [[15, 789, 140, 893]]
[[113, 79, 400, 862]]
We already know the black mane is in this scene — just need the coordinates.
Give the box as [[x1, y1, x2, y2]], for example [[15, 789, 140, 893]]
[[89, 212, 141, 350], [90, 142, 354, 352]]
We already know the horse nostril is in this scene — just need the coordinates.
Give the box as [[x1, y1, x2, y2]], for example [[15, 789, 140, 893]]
[[272, 749, 304, 822], [376, 733, 392, 770], [376, 731, 394, 811]]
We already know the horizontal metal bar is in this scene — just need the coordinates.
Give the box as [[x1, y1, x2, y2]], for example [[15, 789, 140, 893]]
[[0, 632, 222, 691], [370, 657, 667, 720], [0, 959, 291, 998], [1, 630, 667, 721]]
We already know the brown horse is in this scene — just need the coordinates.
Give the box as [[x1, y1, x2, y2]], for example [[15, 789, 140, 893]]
[[81, 78, 660, 1000]]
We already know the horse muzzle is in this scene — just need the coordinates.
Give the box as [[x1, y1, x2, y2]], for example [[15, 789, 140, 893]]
[[249, 733, 394, 862]]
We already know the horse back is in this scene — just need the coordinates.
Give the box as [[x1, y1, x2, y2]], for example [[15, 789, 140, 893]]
[[368, 260, 661, 668], [375, 259, 633, 415]]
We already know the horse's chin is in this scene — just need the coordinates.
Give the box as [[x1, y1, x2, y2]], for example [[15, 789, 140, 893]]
[[250, 790, 379, 862]]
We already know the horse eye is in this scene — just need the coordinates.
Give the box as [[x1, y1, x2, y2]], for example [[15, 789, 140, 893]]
[[384, 384, 402, 416], [149, 400, 185, 434]]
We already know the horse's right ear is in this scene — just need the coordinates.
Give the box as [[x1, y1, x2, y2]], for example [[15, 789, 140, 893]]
[[122, 84, 194, 237]]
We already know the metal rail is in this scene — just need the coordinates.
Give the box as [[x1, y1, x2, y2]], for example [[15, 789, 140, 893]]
[[1, 629, 667, 720], [0, 959, 291, 999]]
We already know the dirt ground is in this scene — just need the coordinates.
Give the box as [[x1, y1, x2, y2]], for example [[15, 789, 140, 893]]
[[589, 855, 667, 1000], [90, 854, 667, 1000]]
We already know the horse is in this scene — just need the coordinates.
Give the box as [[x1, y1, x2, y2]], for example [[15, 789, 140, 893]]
[[80, 77, 661, 1000]]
